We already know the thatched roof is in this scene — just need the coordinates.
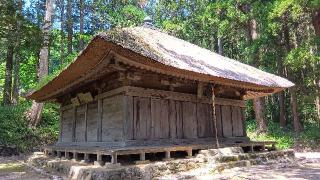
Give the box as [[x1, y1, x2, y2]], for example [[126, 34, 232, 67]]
[[28, 26, 294, 102]]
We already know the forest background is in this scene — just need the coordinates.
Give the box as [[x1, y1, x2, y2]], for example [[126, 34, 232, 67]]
[[0, 0, 319, 153]]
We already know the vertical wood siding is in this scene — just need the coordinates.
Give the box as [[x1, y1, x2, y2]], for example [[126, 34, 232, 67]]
[[59, 94, 246, 143]]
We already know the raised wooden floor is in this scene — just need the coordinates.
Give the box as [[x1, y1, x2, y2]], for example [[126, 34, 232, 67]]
[[44, 141, 276, 165]]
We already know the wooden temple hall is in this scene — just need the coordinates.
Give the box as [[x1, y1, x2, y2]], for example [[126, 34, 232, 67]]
[[28, 26, 294, 165]]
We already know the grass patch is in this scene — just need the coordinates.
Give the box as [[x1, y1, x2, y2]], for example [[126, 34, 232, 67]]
[[0, 163, 26, 173], [246, 119, 320, 150]]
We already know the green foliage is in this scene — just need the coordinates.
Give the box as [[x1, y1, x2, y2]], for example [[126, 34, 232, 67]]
[[0, 102, 59, 152], [246, 119, 320, 150], [106, 4, 146, 28]]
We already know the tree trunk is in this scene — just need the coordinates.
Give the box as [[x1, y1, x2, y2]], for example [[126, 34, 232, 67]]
[[60, 0, 65, 68], [13, 47, 20, 105], [67, 0, 73, 54], [316, 85, 320, 123], [3, 43, 14, 105], [27, 0, 54, 126], [217, 37, 223, 55], [248, 18, 267, 133], [253, 98, 267, 133], [283, 22, 302, 133], [278, 91, 286, 127], [277, 54, 286, 127], [290, 88, 302, 133], [78, 0, 84, 51], [312, 8, 320, 122], [312, 8, 320, 36], [12, 0, 23, 105]]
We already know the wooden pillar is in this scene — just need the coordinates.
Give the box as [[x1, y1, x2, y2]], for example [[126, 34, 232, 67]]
[[186, 149, 192, 158], [94, 153, 104, 166], [65, 151, 70, 159], [44, 149, 48, 156], [241, 107, 247, 137], [197, 82, 204, 99], [72, 107, 76, 142], [84, 104, 88, 142], [164, 151, 173, 161], [59, 109, 63, 142], [57, 151, 62, 158], [72, 151, 78, 161], [84, 153, 89, 163], [250, 145, 254, 153], [97, 99, 102, 142], [111, 152, 117, 164], [135, 152, 150, 164]]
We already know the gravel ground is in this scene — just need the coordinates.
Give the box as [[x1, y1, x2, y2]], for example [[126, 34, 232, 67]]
[[193, 152, 320, 180], [0, 156, 63, 180], [0, 152, 319, 180]]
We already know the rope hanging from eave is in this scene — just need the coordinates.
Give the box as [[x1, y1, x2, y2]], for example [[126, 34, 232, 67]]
[[211, 84, 220, 148]]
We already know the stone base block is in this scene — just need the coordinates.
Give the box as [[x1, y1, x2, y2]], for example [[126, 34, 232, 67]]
[[104, 163, 121, 168], [135, 160, 150, 165], [94, 161, 105, 166]]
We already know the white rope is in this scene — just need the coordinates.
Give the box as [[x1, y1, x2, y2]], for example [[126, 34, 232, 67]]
[[212, 85, 220, 148]]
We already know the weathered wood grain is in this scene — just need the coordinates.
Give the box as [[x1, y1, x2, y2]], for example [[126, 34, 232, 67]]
[[215, 105, 223, 137], [133, 97, 151, 140], [151, 98, 170, 139], [169, 100, 177, 139], [182, 101, 197, 138], [197, 103, 213, 138], [61, 108, 73, 142], [75, 105, 86, 142], [87, 101, 98, 141], [102, 95, 124, 142], [231, 106, 243, 137], [124, 96, 134, 140], [221, 105, 232, 137], [97, 99, 102, 142]]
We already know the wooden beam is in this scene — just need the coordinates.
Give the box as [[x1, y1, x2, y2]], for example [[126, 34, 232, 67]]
[[94, 86, 128, 100], [125, 86, 246, 107], [72, 107, 76, 142], [197, 82, 204, 99], [84, 104, 88, 142], [97, 99, 102, 142]]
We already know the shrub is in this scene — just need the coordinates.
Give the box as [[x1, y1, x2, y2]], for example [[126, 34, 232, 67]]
[[246, 119, 320, 150], [0, 102, 59, 152]]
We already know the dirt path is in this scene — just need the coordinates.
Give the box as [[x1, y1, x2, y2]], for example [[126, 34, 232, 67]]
[[0, 156, 63, 180], [197, 152, 320, 180], [0, 152, 319, 180]]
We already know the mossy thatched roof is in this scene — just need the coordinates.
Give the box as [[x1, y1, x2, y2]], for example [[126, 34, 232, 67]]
[[28, 26, 294, 102], [98, 27, 293, 88]]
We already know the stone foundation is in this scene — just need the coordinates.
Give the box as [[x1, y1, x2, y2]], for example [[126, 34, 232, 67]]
[[28, 148, 295, 180]]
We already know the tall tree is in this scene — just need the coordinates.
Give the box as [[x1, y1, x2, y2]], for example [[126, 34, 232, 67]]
[[2, 1, 17, 105], [277, 65, 286, 127], [59, 0, 65, 67], [66, 0, 73, 54], [27, 0, 54, 126], [283, 21, 302, 133], [78, 0, 84, 51], [246, 4, 267, 133], [12, 0, 23, 105], [3, 41, 14, 105], [312, 6, 320, 121]]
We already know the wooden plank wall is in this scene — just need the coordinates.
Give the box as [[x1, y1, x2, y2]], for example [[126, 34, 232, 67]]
[[124, 96, 245, 141], [61, 108, 74, 142], [87, 101, 98, 141], [60, 95, 124, 143], [101, 95, 124, 142], [59, 90, 246, 143]]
